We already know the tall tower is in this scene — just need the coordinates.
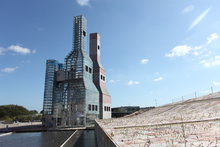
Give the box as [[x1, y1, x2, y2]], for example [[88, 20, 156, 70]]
[[52, 16, 100, 127], [90, 33, 111, 119], [42, 59, 62, 126], [43, 15, 111, 128]]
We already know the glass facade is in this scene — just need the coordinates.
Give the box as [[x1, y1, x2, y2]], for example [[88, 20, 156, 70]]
[[43, 60, 59, 115], [43, 16, 101, 127]]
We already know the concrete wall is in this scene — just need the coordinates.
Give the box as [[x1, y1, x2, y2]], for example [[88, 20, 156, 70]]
[[62, 130, 83, 147], [95, 121, 117, 147]]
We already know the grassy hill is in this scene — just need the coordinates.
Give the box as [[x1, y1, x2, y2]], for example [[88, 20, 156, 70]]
[[0, 105, 40, 122]]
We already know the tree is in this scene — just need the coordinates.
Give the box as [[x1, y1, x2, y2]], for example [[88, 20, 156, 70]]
[[0, 105, 40, 122]]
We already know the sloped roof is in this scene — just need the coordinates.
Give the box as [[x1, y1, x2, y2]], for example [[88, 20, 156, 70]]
[[96, 92, 220, 146]]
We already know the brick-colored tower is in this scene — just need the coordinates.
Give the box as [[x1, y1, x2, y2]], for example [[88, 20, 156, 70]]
[[90, 33, 111, 119]]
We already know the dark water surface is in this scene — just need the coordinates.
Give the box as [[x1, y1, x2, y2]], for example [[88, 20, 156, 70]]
[[0, 131, 74, 147], [75, 130, 97, 147]]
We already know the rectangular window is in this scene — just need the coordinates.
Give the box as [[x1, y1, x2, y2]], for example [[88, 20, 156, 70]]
[[85, 65, 88, 72], [89, 67, 92, 73], [101, 75, 103, 80], [95, 105, 98, 111], [83, 31, 86, 37], [88, 104, 91, 111], [103, 76, 105, 81], [92, 105, 94, 111], [98, 45, 100, 50]]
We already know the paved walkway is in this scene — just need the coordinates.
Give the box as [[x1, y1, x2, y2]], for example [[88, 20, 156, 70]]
[[0, 122, 42, 129]]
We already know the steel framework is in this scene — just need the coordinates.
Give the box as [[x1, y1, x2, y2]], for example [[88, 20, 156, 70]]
[[43, 15, 110, 128]]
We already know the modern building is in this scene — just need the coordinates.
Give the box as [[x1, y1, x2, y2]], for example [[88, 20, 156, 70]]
[[42, 60, 63, 125], [111, 106, 155, 118], [90, 33, 111, 119], [42, 15, 111, 127]]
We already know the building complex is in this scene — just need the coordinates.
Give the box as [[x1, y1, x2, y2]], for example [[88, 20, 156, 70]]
[[42, 15, 111, 127]]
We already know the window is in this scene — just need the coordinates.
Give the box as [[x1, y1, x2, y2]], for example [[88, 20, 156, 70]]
[[98, 45, 100, 50], [85, 65, 88, 72], [105, 106, 110, 111], [104, 106, 106, 111], [88, 104, 91, 111], [100, 74, 105, 81], [89, 67, 92, 73], [95, 105, 98, 111], [83, 31, 86, 37], [92, 105, 95, 111]]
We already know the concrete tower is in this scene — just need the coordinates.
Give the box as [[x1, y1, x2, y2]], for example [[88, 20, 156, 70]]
[[90, 33, 111, 119]]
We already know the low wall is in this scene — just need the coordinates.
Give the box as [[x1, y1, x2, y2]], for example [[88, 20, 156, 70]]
[[61, 130, 82, 147], [95, 121, 117, 147]]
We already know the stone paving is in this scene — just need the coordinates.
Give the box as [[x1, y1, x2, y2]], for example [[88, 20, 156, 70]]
[[96, 92, 220, 146]]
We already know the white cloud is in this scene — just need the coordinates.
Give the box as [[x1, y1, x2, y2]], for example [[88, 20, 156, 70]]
[[76, 0, 90, 6], [1, 66, 19, 73], [140, 59, 149, 64], [182, 5, 194, 14], [8, 45, 32, 55], [109, 80, 116, 83], [128, 80, 140, 86], [188, 8, 210, 31], [165, 45, 192, 57], [200, 55, 220, 67], [0, 45, 35, 55], [153, 77, 164, 82], [213, 81, 220, 86], [166, 33, 218, 58], [207, 33, 219, 44], [193, 46, 203, 50], [193, 51, 200, 56], [200, 60, 210, 67], [192, 46, 206, 56]]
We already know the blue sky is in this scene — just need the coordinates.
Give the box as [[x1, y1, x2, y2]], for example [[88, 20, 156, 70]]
[[1, 0, 220, 111]]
